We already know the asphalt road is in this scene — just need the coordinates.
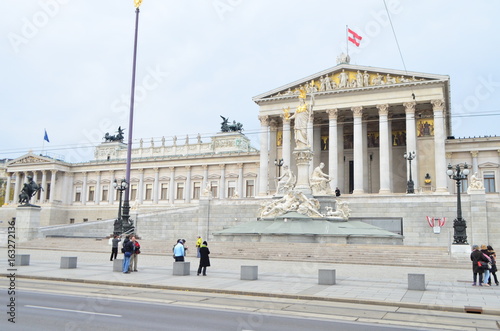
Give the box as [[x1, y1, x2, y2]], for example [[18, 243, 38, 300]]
[[2, 283, 433, 331]]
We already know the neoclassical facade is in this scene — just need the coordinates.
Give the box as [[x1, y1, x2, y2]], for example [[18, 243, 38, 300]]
[[0, 60, 498, 248]]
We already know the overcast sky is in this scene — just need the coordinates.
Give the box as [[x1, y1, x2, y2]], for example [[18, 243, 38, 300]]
[[2, 0, 499, 163]]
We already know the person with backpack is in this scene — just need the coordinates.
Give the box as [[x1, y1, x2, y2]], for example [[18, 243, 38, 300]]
[[122, 236, 135, 273], [129, 236, 141, 272]]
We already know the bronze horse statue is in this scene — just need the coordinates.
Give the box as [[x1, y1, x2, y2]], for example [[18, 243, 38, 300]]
[[18, 177, 43, 205]]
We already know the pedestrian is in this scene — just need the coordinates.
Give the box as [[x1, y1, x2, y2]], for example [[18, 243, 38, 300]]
[[110, 235, 121, 261], [196, 236, 202, 258], [122, 236, 135, 273], [487, 245, 499, 286], [481, 245, 493, 286], [173, 239, 185, 262], [197, 241, 210, 276], [470, 245, 487, 286], [129, 236, 140, 272]]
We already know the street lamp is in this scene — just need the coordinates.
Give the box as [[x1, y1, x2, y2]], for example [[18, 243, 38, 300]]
[[403, 151, 415, 194], [274, 158, 284, 177], [447, 163, 470, 244], [113, 178, 128, 235]]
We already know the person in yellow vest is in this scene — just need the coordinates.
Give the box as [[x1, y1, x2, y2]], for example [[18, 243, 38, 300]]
[[196, 236, 203, 258]]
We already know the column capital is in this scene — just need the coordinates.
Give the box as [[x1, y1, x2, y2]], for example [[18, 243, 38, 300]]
[[351, 106, 363, 117], [185, 165, 191, 171], [446, 152, 453, 159], [470, 150, 479, 158], [169, 166, 175, 172], [153, 167, 159, 173], [95, 170, 100, 176], [376, 104, 389, 115], [403, 101, 417, 113], [258, 115, 269, 126], [326, 109, 338, 120], [219, 164, 226, 170], [237, 163, 244, 169], [431, 99, 445, 111], [269, 119, 278, 131], [202, 164, 208, 170]]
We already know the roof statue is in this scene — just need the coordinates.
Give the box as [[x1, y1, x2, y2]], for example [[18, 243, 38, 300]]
[[336, 52, 351, 64], [220, 115, 243, 133], [104, 126, 125, 143]]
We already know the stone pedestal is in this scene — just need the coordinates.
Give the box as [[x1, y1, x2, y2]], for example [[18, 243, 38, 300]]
[[450, 244, 471, 257], [173, 262, 190, 275], [16, 206, 41, 242], [15, 254, 30, 266], [293, 149, 313, 195], [318, 269, 336, 285], [60, 256, 77, 269], [408, 273, 426, 290], [113, 259, 123, 272], [241, 265, 258, 280]]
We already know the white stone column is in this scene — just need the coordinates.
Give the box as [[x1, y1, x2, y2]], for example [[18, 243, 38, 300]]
[[202, 165, 208, 191], [327, 109, 338, 191], [404, 101, 418, 188], [108, 170, 114, 205], [95, 171, 101, 205], [50, 170, 57, 203], [169, 167, 175, 203], [362, 116, 369, 192], [185, 166, 192, 203], [308, 113, 315, 170], [470, 151, 479, 174], [153, 168, 159, 204], [313, 118, 322, 171], [258, 115, 269, 196], [238, 163, 244, 197], [377, 104, 391, 193], [432, 99, 448, 193], [219, 164, 226, 199], [352, 106, 364, 194], [138, 169, 144, 204], [337, 118, 345, 193], [282, 115, 291, 169], [269, 119, 278, 191], [32, 172, 38, 203], [5, 173, 11, 204], [13, 172, 20, 204], [82, 171, 87, 205], [41, 171, 47, 202]]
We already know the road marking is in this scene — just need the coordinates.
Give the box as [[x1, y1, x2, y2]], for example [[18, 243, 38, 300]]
[[25, 305, 122, 317]]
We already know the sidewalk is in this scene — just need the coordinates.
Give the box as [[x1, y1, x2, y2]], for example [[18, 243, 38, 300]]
[[2, 247, 500, 315]]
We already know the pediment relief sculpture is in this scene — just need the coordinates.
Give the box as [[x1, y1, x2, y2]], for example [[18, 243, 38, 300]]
[[10, 155, 51, 165]]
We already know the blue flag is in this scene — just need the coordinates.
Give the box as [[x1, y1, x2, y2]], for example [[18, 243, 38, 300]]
[[44, 129, 50, 143]]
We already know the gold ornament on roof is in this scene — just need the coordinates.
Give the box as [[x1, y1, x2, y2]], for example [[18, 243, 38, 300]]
[[134, 0, 143, 8]]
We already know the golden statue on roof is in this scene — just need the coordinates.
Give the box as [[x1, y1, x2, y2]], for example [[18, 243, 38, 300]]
[[134, 0, 143, 8]]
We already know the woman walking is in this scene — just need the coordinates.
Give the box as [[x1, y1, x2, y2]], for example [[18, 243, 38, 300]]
[[197, 241, 211, 276]]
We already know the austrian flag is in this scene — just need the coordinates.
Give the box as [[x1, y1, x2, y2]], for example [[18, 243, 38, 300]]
[[348, 28, 362, 47]]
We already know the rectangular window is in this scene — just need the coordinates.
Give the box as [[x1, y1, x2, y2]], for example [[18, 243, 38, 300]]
[[228, 180, 236, 198], [75, 186, 82, 202], [176, 182, 184, 200], [193, 182, 201, 200], [210, 181, 218, 198], [102, 185, 108, 201], [130, 184, 137, 201], [145, 183, 153, 200], [88, 186, 95, 201], [161, 183, 168, 200], [245, 180, 254, 197], [484, 173, 496, 193]]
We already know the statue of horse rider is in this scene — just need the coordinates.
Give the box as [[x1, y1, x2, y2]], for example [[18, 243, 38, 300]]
[[18, 176, 42, 205]]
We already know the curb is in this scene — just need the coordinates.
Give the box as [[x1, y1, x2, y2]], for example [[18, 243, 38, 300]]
[[8, 273, 500, 317]]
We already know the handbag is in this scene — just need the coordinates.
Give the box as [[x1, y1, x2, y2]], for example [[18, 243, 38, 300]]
[[478, 261, 491, 269]]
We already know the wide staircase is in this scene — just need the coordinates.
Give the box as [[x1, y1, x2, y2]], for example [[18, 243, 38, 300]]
[[18, 238, 470, 269]]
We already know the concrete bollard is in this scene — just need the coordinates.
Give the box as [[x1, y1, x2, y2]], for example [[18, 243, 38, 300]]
[[15, 254, 30, 266], [408, 273, 426, 290], [173, 262, 190, 276], [318, 269, 336, 285], [60, 256, 77, 269], [241, 265, 258, 280], [113, 259, 123, 272]]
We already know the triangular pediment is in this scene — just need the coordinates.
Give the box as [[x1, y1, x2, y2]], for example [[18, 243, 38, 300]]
[[253, 63, 449, 102], [479, 162, 499, 168], [8, 153, 53, 166]]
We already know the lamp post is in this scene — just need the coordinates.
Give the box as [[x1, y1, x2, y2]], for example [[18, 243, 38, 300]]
[[113, 178, 128, 235], [403, 151, 415, 194], [274, 158, 284, 178], [447, 163, 470, 244]]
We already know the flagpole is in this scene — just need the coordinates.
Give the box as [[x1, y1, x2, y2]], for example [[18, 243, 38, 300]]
[[346, 25, 349, 57]]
